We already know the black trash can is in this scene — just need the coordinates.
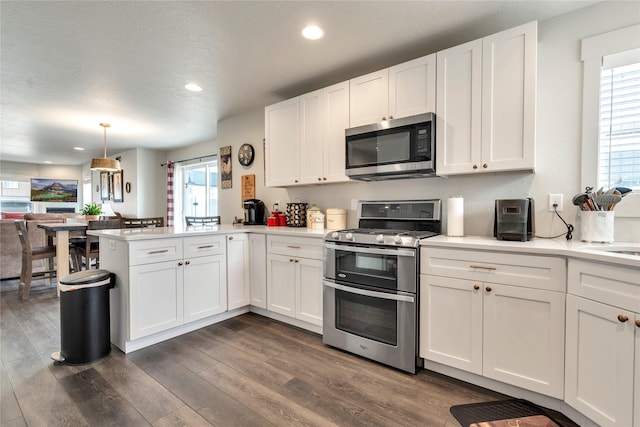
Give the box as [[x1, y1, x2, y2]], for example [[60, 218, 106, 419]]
[[51, 269, 115, 365]]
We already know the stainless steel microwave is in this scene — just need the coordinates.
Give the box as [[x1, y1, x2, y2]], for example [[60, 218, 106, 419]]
[[345, 112, 435, 181]]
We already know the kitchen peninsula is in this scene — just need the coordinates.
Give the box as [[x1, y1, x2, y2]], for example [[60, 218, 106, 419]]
[[89, 224, 326, 354]]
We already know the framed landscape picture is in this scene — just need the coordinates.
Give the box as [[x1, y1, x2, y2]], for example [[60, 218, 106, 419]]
[[112, 171, 123, 202], [30, 178, 78, 202]]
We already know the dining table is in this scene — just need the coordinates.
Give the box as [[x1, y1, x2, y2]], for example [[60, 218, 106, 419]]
[[37, 222, 88, 296]]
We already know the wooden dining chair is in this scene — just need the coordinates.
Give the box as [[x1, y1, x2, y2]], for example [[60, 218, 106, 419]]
[[15, 220, 57, 300], [121, 217, 164, 228], [74, 219, 122, 270], [184, 216, 221, 226]]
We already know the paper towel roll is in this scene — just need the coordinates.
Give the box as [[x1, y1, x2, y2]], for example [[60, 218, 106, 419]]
[[447, 197, 464, 237]]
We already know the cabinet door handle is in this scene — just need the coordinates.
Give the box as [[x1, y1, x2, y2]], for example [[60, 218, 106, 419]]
[[318, 177, 322, 181], [185, 260, 190, 265], [473, 284, 480, 290], [287, 245, 301, 249], [294, 259, 299, 263], [618, 315, 629, 323], [389, 115, 394, 120], [148, 249, 169, 255], [485, 286, 492, 292], [198, 244, 214, 249], [483, 163, 488, 169], [178, 261, 183, 266], [323, 177, 327, 181], [470, 264, 497, 271], [289, 258, 294, 263], [382, 116, 387, 121], [473, 164, 478, 169], [228, 236, 234, 240], [635, 320, 640, 328]]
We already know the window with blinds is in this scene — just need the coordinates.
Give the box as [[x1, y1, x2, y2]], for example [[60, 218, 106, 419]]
[[599, 48, 640, 190]]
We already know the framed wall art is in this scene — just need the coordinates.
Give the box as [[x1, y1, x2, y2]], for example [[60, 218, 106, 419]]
[[112, 170, 124, 202], [220, 145, 232, 189], [100, 172, 110, 201]]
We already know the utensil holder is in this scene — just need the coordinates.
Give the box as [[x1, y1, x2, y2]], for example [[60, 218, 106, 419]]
[[580, 211, 614, 243]]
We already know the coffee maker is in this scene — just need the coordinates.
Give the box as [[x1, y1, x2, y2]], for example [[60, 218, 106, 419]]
[[243, 199, 267, 225]]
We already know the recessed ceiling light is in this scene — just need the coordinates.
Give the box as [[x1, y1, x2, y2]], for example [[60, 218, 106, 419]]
[[73, 146, 85, 151], [302, 25, 324, 40], [43, 161, 52, 164], [185, 83, 203, 92]]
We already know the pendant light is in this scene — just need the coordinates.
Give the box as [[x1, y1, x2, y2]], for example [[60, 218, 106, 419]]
[[90, 123, 121, 171]]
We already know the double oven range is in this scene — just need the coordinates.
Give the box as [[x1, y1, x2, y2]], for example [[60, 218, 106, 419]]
[[322, 199, 441, 373]]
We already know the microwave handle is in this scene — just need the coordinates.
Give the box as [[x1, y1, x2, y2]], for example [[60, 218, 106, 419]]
[[323, 242, 415, 258], [323, 280, 415, 303]]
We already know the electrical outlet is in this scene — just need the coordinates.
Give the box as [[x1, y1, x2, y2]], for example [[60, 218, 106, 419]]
[[548, 193, 563, 212]]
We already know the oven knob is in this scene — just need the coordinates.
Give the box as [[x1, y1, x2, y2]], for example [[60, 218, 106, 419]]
[[376, 234, 384, 243], [331, 232, 339, 239], [394, 235, 402, 244], [345, 232, 353, 240]]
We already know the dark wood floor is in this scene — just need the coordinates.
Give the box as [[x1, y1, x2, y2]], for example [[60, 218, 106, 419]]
[[1, 279, 578, 427]]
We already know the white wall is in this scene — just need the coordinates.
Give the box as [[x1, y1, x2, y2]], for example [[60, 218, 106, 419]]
[[165, 1, 640, 241]]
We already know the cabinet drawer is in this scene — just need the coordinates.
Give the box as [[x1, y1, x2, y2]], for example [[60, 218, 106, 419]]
[[184, 235, 226, 258], [568, 259, 640, 312], [129, 239, 183, 266], [267, 235, 322, 259], [421, 248, 566, 292]]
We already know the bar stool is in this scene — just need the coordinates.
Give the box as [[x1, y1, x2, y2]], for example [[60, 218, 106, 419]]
[[15, 220, 57, 300]]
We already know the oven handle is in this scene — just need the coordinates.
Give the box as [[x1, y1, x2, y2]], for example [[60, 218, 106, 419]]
[[323, 242, 415, 258], [323, 280, 415, 303]]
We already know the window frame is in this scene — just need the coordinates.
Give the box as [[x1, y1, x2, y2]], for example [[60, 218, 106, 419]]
[[581, 24, 640, 191]]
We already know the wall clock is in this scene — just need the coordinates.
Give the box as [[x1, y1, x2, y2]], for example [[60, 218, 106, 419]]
[[238, 143, 255, 166]]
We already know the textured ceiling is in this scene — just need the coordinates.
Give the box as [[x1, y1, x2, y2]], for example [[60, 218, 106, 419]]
[[0, 1, 598, 166]]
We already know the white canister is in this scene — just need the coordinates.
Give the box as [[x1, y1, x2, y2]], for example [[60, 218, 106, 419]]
[[326, 208, 347, 230], [311, 212, 325, 230], [580, 211, 614, 242], [307, 204, 322, 229]]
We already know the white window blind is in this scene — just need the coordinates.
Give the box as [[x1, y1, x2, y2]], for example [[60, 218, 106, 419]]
[[599, 48, 640, 190]]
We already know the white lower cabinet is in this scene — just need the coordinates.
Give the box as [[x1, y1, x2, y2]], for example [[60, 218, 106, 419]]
[[226, 234, 250, 310], [266, 235, 323, 326], [565, 259, 640, 427], [249, 233, 267, 309], [122, 235, 228, 341], [420, 247, 566, 398]]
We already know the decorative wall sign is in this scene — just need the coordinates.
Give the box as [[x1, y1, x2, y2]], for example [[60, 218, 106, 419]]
[[241, 174, 255, 206], [220, 145, 232, 189], [100, 172, 110, 201], [112, 170, 124, 202]]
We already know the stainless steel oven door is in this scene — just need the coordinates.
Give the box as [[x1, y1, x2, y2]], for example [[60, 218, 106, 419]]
[[322, 280, 417, 373], [323, 243, 417, 293]]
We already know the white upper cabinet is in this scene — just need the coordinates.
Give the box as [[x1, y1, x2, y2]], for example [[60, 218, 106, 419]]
[[299, 81, 350, 184], [350, 54, 436, 127], [437, 21, 537, 176], [350, 69, 389, 126], [389, 54, 437, 119], [265, 97, 300, 186], [322, 81, 350, 183], [266, 81, 350, 187]]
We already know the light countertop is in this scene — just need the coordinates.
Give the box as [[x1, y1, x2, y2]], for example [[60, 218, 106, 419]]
[[421, 235, 640, 269], [87, 224, 328, 241]]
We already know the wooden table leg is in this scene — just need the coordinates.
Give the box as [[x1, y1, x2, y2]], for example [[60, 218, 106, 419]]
[[55, 230, 70, 297]]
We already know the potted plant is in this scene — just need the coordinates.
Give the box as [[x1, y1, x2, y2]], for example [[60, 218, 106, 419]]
[[81, 202, 102, 220]]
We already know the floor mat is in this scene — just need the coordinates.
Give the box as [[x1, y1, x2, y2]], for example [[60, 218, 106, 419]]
[[450, 399, 561, 427]]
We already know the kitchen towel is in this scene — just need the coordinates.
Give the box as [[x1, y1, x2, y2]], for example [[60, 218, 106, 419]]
[[447, 197, 464, 237]]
